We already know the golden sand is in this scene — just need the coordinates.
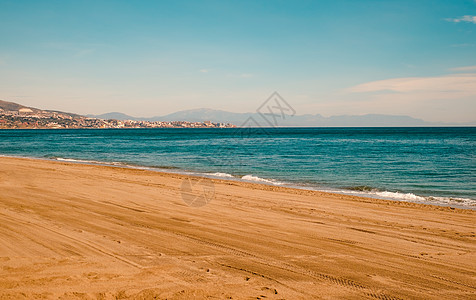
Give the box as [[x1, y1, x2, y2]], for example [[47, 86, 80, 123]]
[[0, 157, 474, 299]]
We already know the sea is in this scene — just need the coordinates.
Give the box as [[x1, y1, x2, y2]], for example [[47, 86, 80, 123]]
[[0, 127, 474, 209]]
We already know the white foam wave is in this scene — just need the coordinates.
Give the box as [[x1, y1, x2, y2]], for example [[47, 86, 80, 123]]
[[426, 196, 476, 207], [324, 188, 476, 207], [55, 157, 124, 166], [56, 157, 100, 163], [241, 175, 284, 185], [13, 155, 473, 209], [209, 172, 234, 178], [375, 191, 426, 201]]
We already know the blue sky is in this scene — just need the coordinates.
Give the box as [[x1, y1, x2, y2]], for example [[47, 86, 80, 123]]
[[0, 0, 475, 122]]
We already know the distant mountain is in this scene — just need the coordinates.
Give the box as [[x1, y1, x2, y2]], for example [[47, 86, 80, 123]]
[[2, 99, 474, 126], [157, 108, 255, 123], [86, 112, 138, 120], [87, 108, 256, 123], [88, 108, 474, 127], [155, 109, 431, 126]]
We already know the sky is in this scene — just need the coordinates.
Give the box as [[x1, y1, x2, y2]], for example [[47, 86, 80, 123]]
[[0, 0, 475, 122]]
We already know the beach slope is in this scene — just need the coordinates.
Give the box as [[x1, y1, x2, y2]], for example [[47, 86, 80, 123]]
[[0, 157, 474, 299]]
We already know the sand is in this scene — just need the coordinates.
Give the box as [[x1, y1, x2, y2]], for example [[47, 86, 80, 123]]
[[0, 157, 474, 299]]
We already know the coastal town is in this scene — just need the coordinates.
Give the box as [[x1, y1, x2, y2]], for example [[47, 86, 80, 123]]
[[0, 101, 235, 129]]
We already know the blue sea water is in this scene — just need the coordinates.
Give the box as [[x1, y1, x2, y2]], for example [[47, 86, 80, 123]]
[[0, 127, 475, 208]]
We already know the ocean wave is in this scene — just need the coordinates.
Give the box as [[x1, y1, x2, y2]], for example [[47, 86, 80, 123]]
[[241, 174, 284, 185], [56, 157, 99, 163], [209, 172, 234, 178], [348, 185, 378, 192], [421, 195, 476, 207], [151, 165, 180, 170], [375, 191, 426, 201], [55, 157, 126, 166], [2, 154, 474, 208], [333, 188, 476, 207]]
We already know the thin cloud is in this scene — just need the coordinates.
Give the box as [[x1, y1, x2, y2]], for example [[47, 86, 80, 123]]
[[43, 42, 97, 58], [74, 49, 95, 58], [445, 15, 476, 23], [450, 65, 476, 72], [239, 73, 254, 78], [226, 73, 254, 78], [349, 74, 476, 97], [199, 69, 209, 73], [346, 74, 476, 123]]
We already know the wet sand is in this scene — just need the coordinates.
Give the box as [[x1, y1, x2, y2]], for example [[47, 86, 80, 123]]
[[0, 157, 474, 299]]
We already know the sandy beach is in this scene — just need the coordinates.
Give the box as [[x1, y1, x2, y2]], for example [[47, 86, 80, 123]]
[[0, 156, 474, 299]]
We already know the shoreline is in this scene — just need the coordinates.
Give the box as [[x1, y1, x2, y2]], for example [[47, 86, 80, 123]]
[[1, 125, 475, 129], [2, 154, 474, 210], [0, 156, 475, 298]]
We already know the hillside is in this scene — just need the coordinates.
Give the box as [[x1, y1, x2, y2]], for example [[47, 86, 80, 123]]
[[0, 100, 82, 118], [0, 100, 32, 111]]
